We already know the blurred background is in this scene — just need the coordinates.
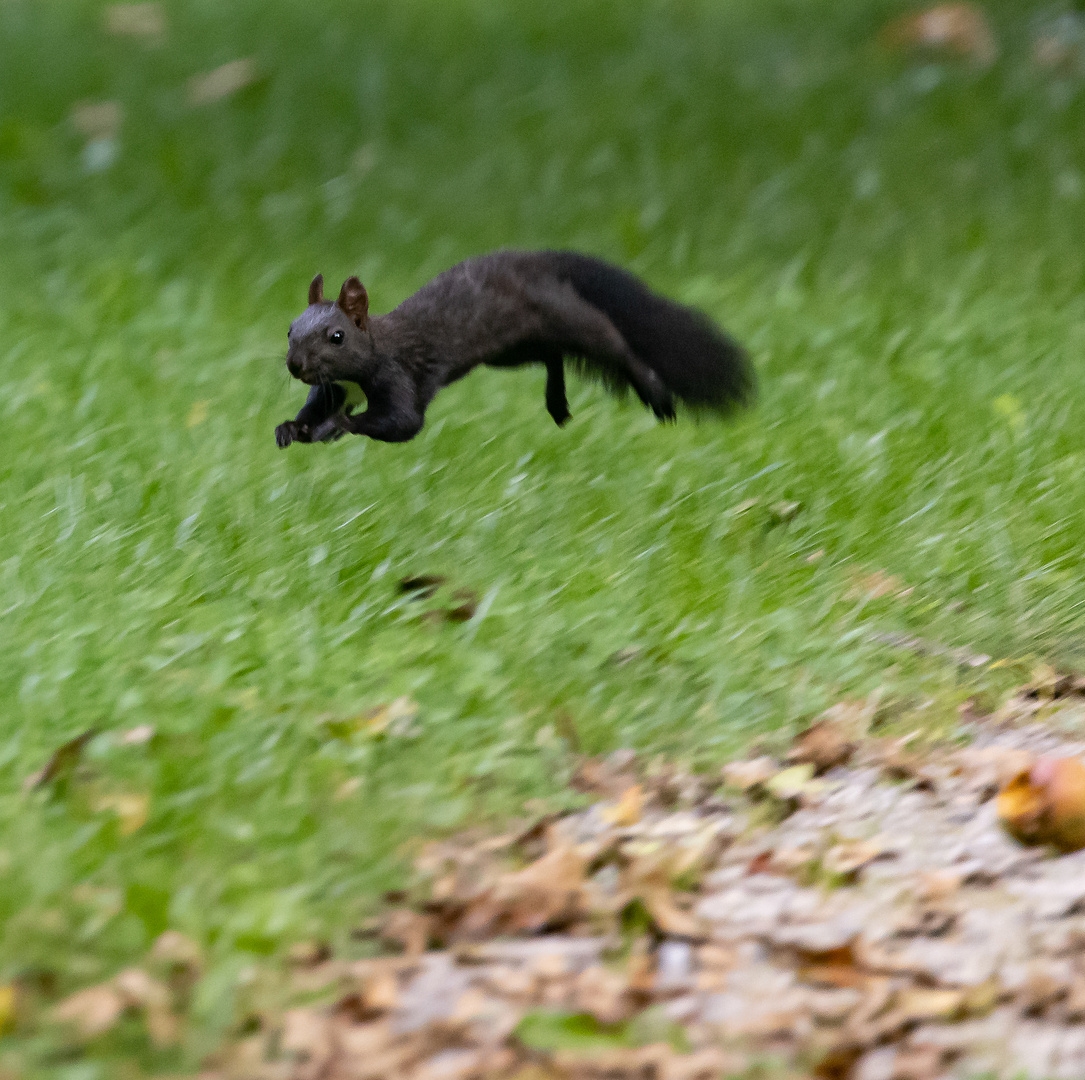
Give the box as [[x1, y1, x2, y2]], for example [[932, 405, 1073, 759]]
[[5, 0, 1085, 1073]]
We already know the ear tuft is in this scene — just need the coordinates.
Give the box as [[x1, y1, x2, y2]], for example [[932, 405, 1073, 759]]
[[308, 274, 324, 306], [337, 276, 369, 329]]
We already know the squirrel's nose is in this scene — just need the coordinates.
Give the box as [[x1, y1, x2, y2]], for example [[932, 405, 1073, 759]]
[[287, 357, 302, 377]]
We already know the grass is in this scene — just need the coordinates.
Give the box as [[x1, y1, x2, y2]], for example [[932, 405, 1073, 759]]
[[3, 0, 1085, 1071]]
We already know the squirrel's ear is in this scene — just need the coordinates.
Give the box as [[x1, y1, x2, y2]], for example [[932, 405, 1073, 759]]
[[337, 276, 369, 329], [308, 274, 324, 306]]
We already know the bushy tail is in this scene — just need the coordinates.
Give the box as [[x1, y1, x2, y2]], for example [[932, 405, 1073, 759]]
[[548, 251, 755, 413]]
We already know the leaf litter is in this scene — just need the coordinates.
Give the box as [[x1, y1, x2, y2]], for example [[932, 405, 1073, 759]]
[[35, 672, 1085, 1078]]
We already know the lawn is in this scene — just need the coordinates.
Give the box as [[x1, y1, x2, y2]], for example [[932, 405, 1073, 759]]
[[3, 0, 1085, 1072]]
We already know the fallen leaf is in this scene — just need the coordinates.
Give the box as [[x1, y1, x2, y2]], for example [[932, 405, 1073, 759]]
[[151, 930, 202, 975], [446, 589, 479, 622], [69, 101, 122, 140], [280, 1008, 333, 1069], [120, 724, 155, 745], [637, 884, 705, 940], [0, 984, 15, 1035], [113, 968, 178, 1047], [186, 399, 208, 428], [721, 757, 777, 792], [892, 987, 964, 1023], [822, 838, 885, 877], [54, 983, 127, 1038], [380, 909, 432, 957], [1025, 663, 1082, 699], [602, 784, 644, 827], [187, 59, 259, 106], [847, 568, 907, 601], [764, 763, 818, 802], [787, 718, 855, 775], [998, 756, 1085, 852], [398, 574, 446, 598], [487, 841, 588, 935], [364, 695, 420, 738], [769, 500, 802, 524], [287, 940, 332, 967], [23, 729, 98, 792], [881, 3, 998, 65], [104, 3, 165, 42], [573, 965, 634, 1024], [93, 792, 150, 835]]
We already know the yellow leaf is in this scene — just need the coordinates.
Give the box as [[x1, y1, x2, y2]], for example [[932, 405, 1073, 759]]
[[364, 695, 420, 737], [94, 792, 150, 835], [186, 400, 208, 428], [999, 756, 1085, 853], [0, 983, 16, 1035], [765, 763, 816, 800], [601, 783, 643, 826]]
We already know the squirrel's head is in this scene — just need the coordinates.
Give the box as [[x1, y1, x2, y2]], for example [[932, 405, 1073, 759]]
[[285, 273, 370, 384]]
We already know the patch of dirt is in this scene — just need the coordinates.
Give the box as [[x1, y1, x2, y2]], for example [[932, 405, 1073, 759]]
[[42, 673, 1085, 1078]]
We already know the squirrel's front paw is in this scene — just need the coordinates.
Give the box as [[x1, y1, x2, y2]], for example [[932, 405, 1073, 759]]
[[275, 421, 312, 448]]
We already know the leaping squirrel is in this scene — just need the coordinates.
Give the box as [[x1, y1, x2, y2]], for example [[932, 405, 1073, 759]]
[[275, 250, 753, 447]]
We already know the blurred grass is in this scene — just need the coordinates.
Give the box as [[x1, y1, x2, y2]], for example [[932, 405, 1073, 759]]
[[4, 0, 1085, 1071]]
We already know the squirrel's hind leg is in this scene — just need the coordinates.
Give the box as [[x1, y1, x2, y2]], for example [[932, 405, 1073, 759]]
[[544, 355, 571, 427]]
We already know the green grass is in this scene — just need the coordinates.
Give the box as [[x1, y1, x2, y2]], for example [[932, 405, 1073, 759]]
[[4, 0, 1085, 1071]]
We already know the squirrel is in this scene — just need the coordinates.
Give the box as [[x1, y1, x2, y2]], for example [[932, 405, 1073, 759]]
[[275, 250, 753, 447]]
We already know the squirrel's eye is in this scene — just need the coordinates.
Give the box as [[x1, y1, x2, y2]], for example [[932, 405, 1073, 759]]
[[330, 330, 344, 345]]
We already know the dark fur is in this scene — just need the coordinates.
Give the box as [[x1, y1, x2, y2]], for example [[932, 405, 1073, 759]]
[[275, 250, 753, 447]]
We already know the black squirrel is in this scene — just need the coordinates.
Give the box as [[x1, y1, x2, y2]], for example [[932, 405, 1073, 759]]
[[275, 250, 753, 447]]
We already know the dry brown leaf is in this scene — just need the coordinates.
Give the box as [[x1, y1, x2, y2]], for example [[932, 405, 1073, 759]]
[[788, 719, 855, 775], [601, 784, 644, 827], [381, 909, 432, 957], [998, 756, 1085, 852], [23, 729, 98, 792], [398, 574, 447, 597], [187, 59, 259, 106], [112, 968, 178, 1046], [895, 987, 964, 1022], [53, 983, 126, 1038], [573, 965, 633, 1024], [363, 695, 420, 738], [881, 3, 998, 65], [280, 1008, 334, 1069], [721, 756, 777, 792], [624, 857, 706, 939], [360, 969, 399, 1014], [446, 589, 480, 622], [490, 841, 588, 934], [822, 838, 885, 877], [104, 4, 165, 42], [847, 568, 906, 601], [151, 930, 202, 971]]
